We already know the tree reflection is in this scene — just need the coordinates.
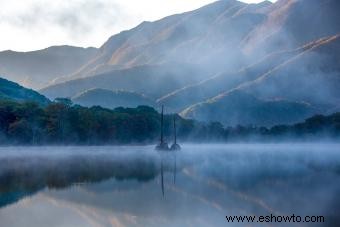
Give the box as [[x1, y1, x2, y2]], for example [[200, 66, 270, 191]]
[[0, 152, 182, 208]]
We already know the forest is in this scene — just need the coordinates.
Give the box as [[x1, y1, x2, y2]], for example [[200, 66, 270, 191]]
[[0, 99, 339, 145]]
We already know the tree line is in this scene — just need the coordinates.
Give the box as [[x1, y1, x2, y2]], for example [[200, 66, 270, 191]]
[[0, 99, 339, 145]]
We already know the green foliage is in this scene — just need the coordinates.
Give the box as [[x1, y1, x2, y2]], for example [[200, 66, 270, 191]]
[[0, 101, 176, 144], [0, 77, 50, 105], [72, 88, 155, 109], [0, 100, 339, 145]]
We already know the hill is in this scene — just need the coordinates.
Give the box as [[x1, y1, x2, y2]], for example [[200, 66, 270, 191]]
[[40, 63, 211, 99], [181, 90, 315, 127], [0, 46, 98, 89], [72, 88, 155, 109], [0, 77, 50, 105]]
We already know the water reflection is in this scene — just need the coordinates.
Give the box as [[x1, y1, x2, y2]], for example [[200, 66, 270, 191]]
[[0, 146, 161, 208], [159, 153, 177, 197], [0, 144, 339, 227]]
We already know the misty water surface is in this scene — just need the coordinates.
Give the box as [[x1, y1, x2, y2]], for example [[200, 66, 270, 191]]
[[0, 144, 339, 227]]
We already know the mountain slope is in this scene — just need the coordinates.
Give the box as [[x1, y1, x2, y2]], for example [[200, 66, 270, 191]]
[[0, 77, 50, 105], [40, 63, 212, 100], [72, 88, 155, 109], [7, 0, 340, 127], [181, 90, 316, 127], [159, 33, 340, 111], [50, 0, 340, 87], [0, 46, 98, 89], [157, 45, 306, 111], [51, 0, 271, 84], [180, 34, 340, 125], [241, 34, 340, 109], [243, 0, 340, 57]]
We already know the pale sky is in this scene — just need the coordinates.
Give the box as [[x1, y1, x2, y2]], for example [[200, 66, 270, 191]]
[[0, 0, 275, 52]]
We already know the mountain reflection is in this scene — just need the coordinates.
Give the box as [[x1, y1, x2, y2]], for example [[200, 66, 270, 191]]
[[0, 144, 339, 227], [0, 147, 177, 208]]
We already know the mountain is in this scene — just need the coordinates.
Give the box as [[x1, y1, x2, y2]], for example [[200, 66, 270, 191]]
[[40, 63, 211, 100], [160, 34, 340, 110], [22, 0, 340, 126], [46, 0, 271, 84], [48, 0, 340, 86], [181, 90, 316, 127], [0, 46, 98, 89], [163, 0, 340, 125], [241, 35, 340, 109], [243, 0, 340, 58], [157, 44, 306, 111], [72, 88, 155, 109], [179, 34, 340, 125], [0, 77, 50, 105]]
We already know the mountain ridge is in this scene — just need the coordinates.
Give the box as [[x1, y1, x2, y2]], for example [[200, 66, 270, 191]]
[[0, 46, 98, 89], [180, 34, 340, 124], [72, 88, 155, 109], [48, 0, 269, 84], [181, 90, 316, 127], [0, 77, 50, 105], [3, 0, 340, 126]]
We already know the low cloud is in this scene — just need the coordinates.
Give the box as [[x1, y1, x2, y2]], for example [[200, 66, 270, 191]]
[[0, 0, 218, 51], [0, 0, 133, 50]]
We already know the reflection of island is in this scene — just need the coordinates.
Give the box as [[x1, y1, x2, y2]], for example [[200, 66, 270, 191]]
[[0, 152, 182, 208]]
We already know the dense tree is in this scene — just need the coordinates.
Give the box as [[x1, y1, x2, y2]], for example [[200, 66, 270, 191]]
[[0, 100, 339, 145]]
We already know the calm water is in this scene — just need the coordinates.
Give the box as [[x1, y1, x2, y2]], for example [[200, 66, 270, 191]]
[[0, 144, 339, 227]]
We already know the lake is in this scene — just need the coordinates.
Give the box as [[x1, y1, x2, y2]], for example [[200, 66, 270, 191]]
[[0, 144, 339, 227]]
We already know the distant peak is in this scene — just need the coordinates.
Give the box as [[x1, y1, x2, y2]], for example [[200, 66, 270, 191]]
[[257, 0, 273, 6]]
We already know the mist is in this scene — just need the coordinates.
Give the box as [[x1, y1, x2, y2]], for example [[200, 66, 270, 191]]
[[0, 0, 338, 128], [0, 144, 339, 226], [0, 0, 339, 226], [30, 0, 338, 129]]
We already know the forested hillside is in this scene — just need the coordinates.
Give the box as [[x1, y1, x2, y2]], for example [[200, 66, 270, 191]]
[[0, 99, 339, 145]]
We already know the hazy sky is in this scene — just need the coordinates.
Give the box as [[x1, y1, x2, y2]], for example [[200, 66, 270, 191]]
[[0, 0, 275, 52]]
